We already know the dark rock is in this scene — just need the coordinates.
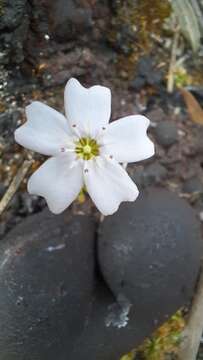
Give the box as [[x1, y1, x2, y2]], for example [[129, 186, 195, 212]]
[[0, 222, 7, 237], [146, 107, 167, 123], [0, 183, 6, 197], [0, 189, 201, 360], [69, 280, 154, 360], [132, 162, 167, 188], [130, 56, 163, 91], [69, 188, 202, 360], [182, 177, 203, 194], [98, 188, 202, 333], [153, 121, 178, 147], [0, 210, 96, 360], [142, 163, 167, 186], [9, 193, 21, 213], [148, 71, 163, 86], [130, 76, 146, 91], [50, 0, 93, 42], [137, 56, 153, 77], [18, 192, 46, 215], [0, 111, 21, 142], [194, 128, 203, 155], [113, 24, 137, 55], [130, 167, 144, 189], [0, 0, 29, 65], [0, 0, 27, 31]]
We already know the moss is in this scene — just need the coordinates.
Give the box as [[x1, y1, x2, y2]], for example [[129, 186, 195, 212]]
[[121, 310, 185, 360], [109, 0, 171, 78], [0, 0, 5, 17], [120, 350, 136, 360], [174, 67, 193, 88]]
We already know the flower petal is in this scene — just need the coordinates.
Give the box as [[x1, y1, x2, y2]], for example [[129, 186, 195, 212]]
[[64, 78, 111, 138], [28, 155, 83, 214], [101, 115, 155, 163], [84, 157, 139, 215], [15, 101, 73, 156]]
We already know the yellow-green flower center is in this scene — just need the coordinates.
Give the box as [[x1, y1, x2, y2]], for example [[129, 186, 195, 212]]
[[75, 137, 100, 160]]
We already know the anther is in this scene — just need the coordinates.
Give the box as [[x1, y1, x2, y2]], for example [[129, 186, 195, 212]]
[[102, 126, 106, 130], [84, 168, 89, 173], [61, 147, 65, 152], [72, 124, 77, 128], [109, 155, 113, 159]]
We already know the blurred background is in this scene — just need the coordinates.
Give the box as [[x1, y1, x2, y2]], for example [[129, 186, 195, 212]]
[[0, 0, 203, 358]]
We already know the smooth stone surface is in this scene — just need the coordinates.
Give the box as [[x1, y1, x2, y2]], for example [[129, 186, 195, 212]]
[[69, 279, 158, 360], [0, 189, 202, 360], [98, 188, 202, 329], [0, 209, 96, 360], [154, 121, 178, 147]]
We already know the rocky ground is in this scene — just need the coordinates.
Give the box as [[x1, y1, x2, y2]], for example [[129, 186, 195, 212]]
[[0, 0, 203, 359]]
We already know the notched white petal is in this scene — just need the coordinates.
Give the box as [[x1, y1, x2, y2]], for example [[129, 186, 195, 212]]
[[84, 157, 139, 216], [101, 115, 155, 163], [28, 154, 83, 214], [15, 101, 73, 156], [64, 78, 111, 137]]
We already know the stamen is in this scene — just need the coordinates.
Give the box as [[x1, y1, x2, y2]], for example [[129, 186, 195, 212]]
[[83, 144, 91, 154], [71, 123, 82, 138], [60, 147, 75, 153], [75, 137, 99, 160]]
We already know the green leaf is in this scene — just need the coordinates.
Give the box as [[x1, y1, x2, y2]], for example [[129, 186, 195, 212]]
[[171, 0, 201, 52]]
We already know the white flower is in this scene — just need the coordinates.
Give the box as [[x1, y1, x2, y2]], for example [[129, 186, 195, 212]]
[[15, 78, 154, 216]]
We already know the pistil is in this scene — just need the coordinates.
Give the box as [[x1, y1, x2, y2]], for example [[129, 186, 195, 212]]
[[75, 137, 99, 160]]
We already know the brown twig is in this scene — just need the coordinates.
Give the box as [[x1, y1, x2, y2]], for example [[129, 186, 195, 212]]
[[0, 159, 33, 216], [178, 264, 203, 360], [167, 26, 180, 93]]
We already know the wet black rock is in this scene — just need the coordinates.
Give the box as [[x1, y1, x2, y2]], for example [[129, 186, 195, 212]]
[[182, 177, 203, 194], [153, 120, 178, 147], [0, 210, 96, 360], [98, 188, 202, 331]]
